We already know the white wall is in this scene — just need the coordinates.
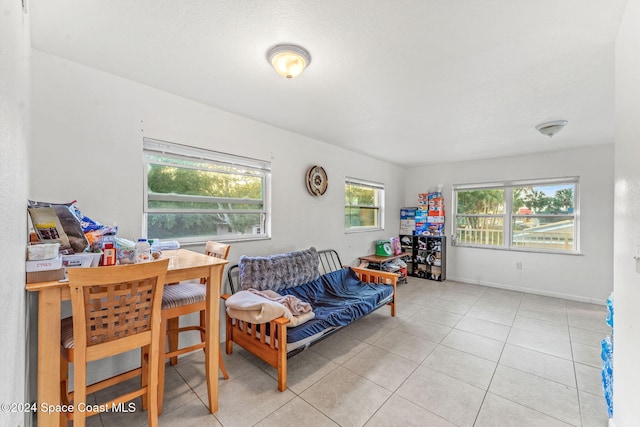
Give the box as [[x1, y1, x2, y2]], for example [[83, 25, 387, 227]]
[[613, 0, 640, 425], [28, 49, 406, 383], [0, 0, 30, 425], [406, 145, 614, 303], [29, 49, 405, 272]]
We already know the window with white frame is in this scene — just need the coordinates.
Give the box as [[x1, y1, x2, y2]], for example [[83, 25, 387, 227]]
[[143, 138, 270, 243], [453, 177, 579, 253], [345, 178, 384, 231]]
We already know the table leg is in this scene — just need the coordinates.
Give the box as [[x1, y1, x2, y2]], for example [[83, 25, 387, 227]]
[[37, 287, 62, 427], [205, 265, 220, 413]]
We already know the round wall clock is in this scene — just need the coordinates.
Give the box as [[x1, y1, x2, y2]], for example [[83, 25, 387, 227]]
[[305, 165, 328, 196]]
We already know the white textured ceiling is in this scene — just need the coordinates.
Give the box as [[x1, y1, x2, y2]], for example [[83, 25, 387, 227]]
[[28, 0, 628, 166]]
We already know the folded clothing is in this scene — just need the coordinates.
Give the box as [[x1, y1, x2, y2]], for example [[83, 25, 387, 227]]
[[225, 291, 314, 327]]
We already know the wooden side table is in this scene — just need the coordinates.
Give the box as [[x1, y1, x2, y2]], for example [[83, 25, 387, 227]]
[[358, 252, 410, 283]]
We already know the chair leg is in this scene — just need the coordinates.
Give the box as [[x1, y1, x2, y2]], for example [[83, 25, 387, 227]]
[[199, 310, 207, 346], [226, 315, 234, 355], [219, 348, 229, 380], [59, 355, 70, 426], [167, 317, 180, 365], [73, 359, 88, 427], [163, 305, 228, 407], [200, 310, 228, 379], [141, 344, 149, 410], [158, 315, 168, 416], [147, 342, 160, 427]]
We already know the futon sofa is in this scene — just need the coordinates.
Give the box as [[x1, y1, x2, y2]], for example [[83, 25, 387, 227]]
[[223, 247, 398, 391]]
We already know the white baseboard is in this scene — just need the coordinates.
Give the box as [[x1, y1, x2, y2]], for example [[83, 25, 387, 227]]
[[446, 275, 607, 305]]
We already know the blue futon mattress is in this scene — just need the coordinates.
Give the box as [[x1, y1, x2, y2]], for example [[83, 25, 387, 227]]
[[277, 268, 394, 344]]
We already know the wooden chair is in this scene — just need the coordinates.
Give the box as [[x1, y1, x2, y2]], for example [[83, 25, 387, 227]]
[[60, 259, 169, 427], [158, 241, 230, 414]]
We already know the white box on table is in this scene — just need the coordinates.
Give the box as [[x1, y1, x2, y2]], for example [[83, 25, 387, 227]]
[[62, 253, 101, 268], [26, 255, 63, 272]]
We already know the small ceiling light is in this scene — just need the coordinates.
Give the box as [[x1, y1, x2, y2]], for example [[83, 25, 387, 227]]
[[267, 44, 311, 79], [535, 120, 568, 138]]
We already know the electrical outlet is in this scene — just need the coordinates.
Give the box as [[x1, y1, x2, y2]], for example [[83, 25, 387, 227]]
[[516, 262, 522, 270]]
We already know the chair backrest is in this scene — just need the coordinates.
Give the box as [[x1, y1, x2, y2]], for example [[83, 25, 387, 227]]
[[205, 241, 231, 260], [203, 241, 230, 286], [67, 259, 169, 349]]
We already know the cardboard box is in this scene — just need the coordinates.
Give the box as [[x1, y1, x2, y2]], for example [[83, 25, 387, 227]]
[[425, 223, 445, 236], [400, 208, 416, 219], [429, 197, 444, 207], [26, 255, 63, 272], [400, 221, 415, 235], [26, 268, 66, 284], [400, 208, 417, 235]]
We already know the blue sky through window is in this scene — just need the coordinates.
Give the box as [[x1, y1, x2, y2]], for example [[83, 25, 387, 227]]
[[532, 184, 574, 196]]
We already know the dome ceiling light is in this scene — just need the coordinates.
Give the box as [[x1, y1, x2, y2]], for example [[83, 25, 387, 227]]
[[535, 120, 568, 138], [267, 44, 311, 79]]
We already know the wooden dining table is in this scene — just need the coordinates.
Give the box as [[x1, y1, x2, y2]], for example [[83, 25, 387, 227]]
[[25, 249, 228, 427]]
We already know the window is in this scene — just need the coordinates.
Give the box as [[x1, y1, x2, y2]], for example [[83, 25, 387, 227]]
[[345, 178, 384, 231], [456, 188, 505, 247], [143, 138, 270, 243], [453, 177, 578, 253]]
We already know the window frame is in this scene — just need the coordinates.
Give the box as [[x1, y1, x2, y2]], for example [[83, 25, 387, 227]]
[[143, 137, 271, 244], [452, 177, 580, 254], [344, 177, 385, 233]]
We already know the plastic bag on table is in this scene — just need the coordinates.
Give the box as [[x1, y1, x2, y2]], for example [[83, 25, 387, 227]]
[[28, 200, 88, 254]]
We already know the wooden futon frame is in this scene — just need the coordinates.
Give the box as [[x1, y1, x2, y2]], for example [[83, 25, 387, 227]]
[[222, 249, 398, 391]]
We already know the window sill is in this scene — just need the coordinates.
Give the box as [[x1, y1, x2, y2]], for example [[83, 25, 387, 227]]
[[179, 235, 271, 247], [345, 228, 384, 234], [452, 243, 582, 256]]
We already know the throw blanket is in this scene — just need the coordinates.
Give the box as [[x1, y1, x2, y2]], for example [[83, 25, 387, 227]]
[[238, 247, 319, 291], [248, 288, 312, 316], [226, 291, 315, 327]]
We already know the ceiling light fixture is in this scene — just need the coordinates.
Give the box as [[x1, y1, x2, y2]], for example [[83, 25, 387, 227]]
[[535, 120, 568, 138], [267, 44, 311, 79]]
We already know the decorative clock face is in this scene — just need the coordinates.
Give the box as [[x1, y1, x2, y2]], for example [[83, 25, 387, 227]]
[[306, 165, 328, 196]]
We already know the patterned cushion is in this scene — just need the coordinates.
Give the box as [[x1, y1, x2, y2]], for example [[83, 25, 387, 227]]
[[238, 247, 319, 292], [61, 317, 75, 349], [162, 282, 206, 310]]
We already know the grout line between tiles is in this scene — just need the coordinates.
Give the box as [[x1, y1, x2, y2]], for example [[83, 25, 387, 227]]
[[146, 277, 608, 427]]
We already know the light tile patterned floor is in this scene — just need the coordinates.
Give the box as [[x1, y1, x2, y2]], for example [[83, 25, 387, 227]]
[[87, 277, 610, 427]]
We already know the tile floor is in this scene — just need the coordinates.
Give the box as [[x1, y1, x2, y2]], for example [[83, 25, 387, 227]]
[[86, 277, 610, 427]]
